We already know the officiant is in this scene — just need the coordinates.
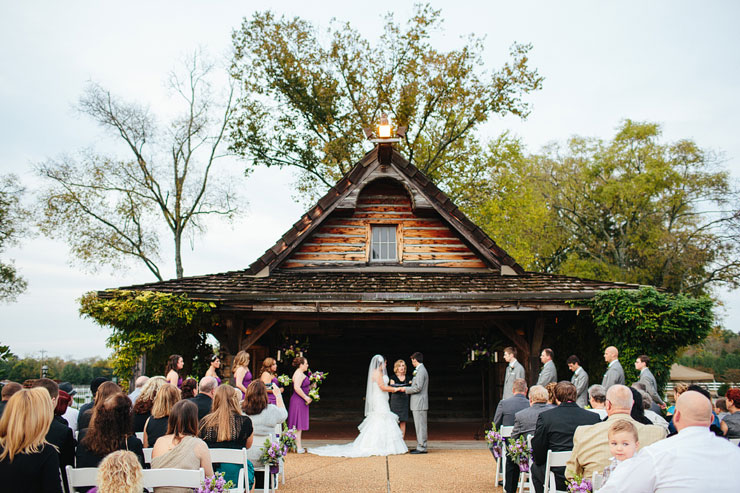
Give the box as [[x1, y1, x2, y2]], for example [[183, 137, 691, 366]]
[[389, 359, 411, 438]]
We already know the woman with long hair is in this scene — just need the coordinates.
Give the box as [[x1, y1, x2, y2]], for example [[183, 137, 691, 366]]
[[205, 354, 222, 385], [76, 393, 145, 469], [243, 380, 287, 488], [232, 350, 252, 397], [151, 400, 213, 492], [78, 381, 121, 431], [0, 388, 62, 493], [143, 384, 181, 447], [287, 356, 311, 453], [199, 385, 254, 485], [94, 450, 143, 493], [259, 357, 283, 405], [133, 376, 167, 433], [165, 354, 184, 388]]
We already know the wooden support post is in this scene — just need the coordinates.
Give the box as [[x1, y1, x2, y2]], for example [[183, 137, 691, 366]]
[[529, 316, 545, 386], [241, 318, 278, 351]]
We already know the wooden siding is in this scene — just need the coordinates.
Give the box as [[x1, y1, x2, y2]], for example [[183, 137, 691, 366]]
[[282, 179, 488, 269]]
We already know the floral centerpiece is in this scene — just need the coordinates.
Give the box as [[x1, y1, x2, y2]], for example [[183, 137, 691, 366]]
[[484, 422, 505, 459], [260, 437, 287, 475], [462, 336, 500, 367], [567, 475, 593, 493], [277, 374, 292, 387], [279, 425, 298, 452], [277, 336, 310, 362], [506, 436, 533, 472], [196, 472, 234, 493]]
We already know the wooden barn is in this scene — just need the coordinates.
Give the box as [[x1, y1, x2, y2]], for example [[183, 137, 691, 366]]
[[115, 141, 639, 425]]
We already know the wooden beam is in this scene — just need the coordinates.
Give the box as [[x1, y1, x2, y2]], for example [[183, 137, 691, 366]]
[[240, 318, 278, 351], [494, 321, 529, 357], [528, 316, 546, 386]]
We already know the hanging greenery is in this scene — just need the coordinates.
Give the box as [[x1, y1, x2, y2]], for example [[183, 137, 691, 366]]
[[581, 287, 714, 391], [79, 290, 217, 390]]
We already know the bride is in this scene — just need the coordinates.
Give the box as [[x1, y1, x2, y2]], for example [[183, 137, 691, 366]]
[[308, 354, 408, 457]]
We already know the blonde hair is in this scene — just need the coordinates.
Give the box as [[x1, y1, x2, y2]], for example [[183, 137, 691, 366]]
[[673, 382, 689, 401], [260, 357, 277, 377], [0, 388, 54, 461], [393, 359, 406, 373], [200, 385, 242, 442], [232, 350, 250, 372], [137, 376, 167, 403], [608, 419, 639, 442], [96, 450, 143, 493], [151, 384, 181, 419]]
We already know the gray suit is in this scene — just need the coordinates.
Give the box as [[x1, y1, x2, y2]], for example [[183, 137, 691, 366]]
[[602, 360, 625, 389], [536, 360, 557, 386], [639, 367, 665, 406], [503, 360, 526, 400], [405, 363, 429, 451], [571, 367, 589, 408], [512, 402, 555, 439], [494, 394, 530, 427]]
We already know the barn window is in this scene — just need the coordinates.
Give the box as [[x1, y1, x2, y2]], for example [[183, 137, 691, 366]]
[[370, 225, 397, 262]]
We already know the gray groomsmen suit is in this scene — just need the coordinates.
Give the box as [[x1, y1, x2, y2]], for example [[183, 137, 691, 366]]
[[602, 359, 625, 389], [571, 367, 589, 408], [503, 360, 526, 400], [639, 367, 665, 406], [536, 360, 557, 386], [405, 363, 429, 452]]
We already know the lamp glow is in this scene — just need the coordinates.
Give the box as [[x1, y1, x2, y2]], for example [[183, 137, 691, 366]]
[[378, 113, 392, 138]]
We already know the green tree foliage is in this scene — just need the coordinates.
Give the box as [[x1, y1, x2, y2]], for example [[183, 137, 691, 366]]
[[583, 287, 714, 391], [0, 174, 28, 301], [0, 355, 112, 384], [678, 328, 740, 382], [230, 4, 543, 202], [79, 290, 216, 389], [37, 54, 240, 280], [469, 121, 740, 296]]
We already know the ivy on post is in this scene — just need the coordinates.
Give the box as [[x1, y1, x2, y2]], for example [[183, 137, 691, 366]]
[[79, 290, 216, 391]]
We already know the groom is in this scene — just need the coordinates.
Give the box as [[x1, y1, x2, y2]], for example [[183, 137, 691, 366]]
[[401, 351, 429, 454]]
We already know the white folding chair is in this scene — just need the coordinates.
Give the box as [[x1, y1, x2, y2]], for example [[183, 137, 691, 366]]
[[495, 425, 514, 489], [274, 424, 285, 487], [135, 431, 144, 442], [248, 435, 276, 493], [517, 434, 534, 493], [543, 449, 572, 493], [209, 447, 251, 493], [65, 466, 98, 491], [141, 467, 204, 489], [729, 438, 740, 446], [143, 447, 153, 464]]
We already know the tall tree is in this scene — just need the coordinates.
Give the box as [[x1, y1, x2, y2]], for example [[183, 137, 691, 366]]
[[0, 174, 28, 301], [37, 54, 240, 280], [230, 4, 543, 202]]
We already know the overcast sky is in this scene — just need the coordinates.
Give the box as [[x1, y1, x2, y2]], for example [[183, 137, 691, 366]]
[[1, 1, 739, 360]]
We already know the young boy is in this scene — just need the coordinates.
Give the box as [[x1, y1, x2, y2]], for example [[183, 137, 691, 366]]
[[601, 419, 640, 485]]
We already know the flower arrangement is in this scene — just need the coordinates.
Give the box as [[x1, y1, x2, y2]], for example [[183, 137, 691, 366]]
[[484, 422, 505, 459], [462, 336, 499, 367], [277, 374, 292, 387], [279, 425, 298, 452], [506, 436, 533, 472], [196, 472, 234, 493], [260, 437, 287, 467], [277, 336, 310, 362], [305, 369, 328, 402], [567, 475, 593, 493], [308, 387, 321, 402]]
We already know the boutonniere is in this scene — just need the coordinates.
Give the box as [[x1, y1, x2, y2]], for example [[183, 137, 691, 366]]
[[413, 368, 418, 377]]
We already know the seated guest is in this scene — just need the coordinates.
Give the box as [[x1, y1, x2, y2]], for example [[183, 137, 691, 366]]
[[0, 388, 63, 493], [243, 380, 288, 490], [32, 378, 76, 492], [531, 381, 601, 493], [133, 376, 167, 433], [55, 390, 73, 426], [637, 390, 668, 429], [0, 381, 22, 418], [151, 400, 213, 492], [77, 377, 110, 430], [629, 387, 653, 425], [598, 390, 740, 492], [632, 382, 662, 414], [128, 376, 149, 404], [494, 378, 529, 427], [143, 384, 180, 447], [78, 381, 120, 431], [587, 384, 608, 419], [58, 383, 79, 434], [666, 382, 688, 417], [199, 385, 254, 485], [190, 376, 217, 421], [566, 385, 666, 482], [77, 393, 145, 471], [721, 388, 740, 438], [545, 382, 557, 405], [715, 397, 728, 421], [599, 419, 640, 486], [669, 384, 722, 436], [93, 450, 143, 493], [180, 378, 198, 400], [507, 385, 553, 493]]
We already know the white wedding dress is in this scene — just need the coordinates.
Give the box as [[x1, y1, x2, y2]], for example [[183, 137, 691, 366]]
[[308, 355, 408, 457]]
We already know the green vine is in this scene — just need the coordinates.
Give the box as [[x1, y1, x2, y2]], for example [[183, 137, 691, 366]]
[[79, 290, 216, 390], [581, 287, 714, 391]]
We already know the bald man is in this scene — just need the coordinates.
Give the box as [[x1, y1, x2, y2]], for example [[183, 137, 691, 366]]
[[598, 391, 740, 492], [601, 346, 625, 390], [565, 385, 666, 481]]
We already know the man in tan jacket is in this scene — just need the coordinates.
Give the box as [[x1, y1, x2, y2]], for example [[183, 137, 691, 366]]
[[565, 385, 666, 480]]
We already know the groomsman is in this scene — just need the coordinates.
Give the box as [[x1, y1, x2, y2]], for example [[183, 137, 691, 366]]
[[635, 354, 666, 409], [536, 348, 557, 386], [601, 346, 625, 390], [567, 355, 589, 408], [503, 346, 526, 400]]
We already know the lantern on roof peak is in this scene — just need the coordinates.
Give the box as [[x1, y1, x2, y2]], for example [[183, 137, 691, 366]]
[[364, 113, 406, 144]]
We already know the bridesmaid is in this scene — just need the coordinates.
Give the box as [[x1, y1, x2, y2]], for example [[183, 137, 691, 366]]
[[205, 354, 222, 385], [259, 357, 283, 405], [165, 354, 184, 388], [389, 359, 411, 438], [287, 356, 311, 453], [233, 350, 252, 398]]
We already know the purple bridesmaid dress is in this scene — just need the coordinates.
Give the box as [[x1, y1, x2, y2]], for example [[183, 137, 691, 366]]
[[242, 369, 252, 390], [288, 375, 310, 431], [267, 376, 280, 405]]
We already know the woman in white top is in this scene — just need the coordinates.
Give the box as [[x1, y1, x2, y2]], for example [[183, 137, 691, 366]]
[[242, 381, 288, 465]]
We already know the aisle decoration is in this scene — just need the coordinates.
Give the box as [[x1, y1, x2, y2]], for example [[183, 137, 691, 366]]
[[484, 422, 505, 458], [462, 336, 500, 367], [196, 472, 234, 493], [260, 437, 287, 474], [506, 436, 533, 472], [279, 425, 298, 452], [567, 475, 593, 493]]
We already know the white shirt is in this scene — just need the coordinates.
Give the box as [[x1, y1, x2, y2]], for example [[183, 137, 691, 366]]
[[588, 408, 608, 419], [62, 406, 79, 434], [597, 426, 740, 492]]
